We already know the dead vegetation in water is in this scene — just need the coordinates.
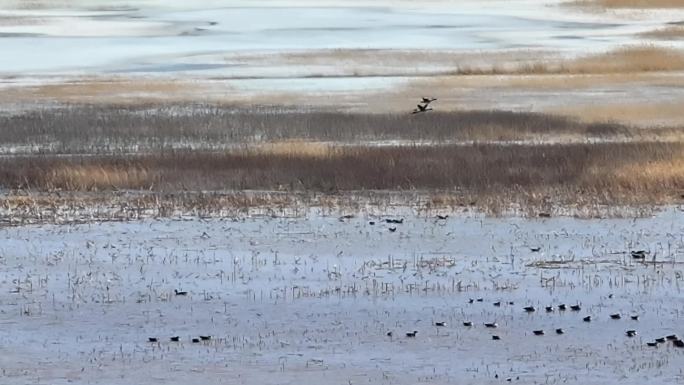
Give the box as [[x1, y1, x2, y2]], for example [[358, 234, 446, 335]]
[[0, 105, 643, 154], [2, 142, 683, 207]]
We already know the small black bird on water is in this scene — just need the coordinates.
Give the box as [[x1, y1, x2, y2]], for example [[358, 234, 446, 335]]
[[523, 306, 536, 313], [436, 214, 449, 220], [406, 331, 418, 337], [200, 335, 211, 341], [435, 322, 446, 327], [626, 330, 637, 337], [666, 334, 678, 341], [655, 337, 666, 343], [533, 330, 545, 336], [570, 305, 581, 311], [530, 247, 541, 252], [583, 316, 592, 322], [558, 304, 567, 311], [385, 218, 404, 224], [170, 336, 180, 342], [631, 315, 639, 320], [493, 301, 501, 307], [192, 338, 200, 343], [386, 331, 393, 337], [485, 322, 498, 328], [468, 299, 474, 304], [463, 321, 473, 327], [631, 250, 647, 259], [388, 227, 397, 232], [174, 289, 188, 296], [545, 306, 554, 313], [556, 328, 565, 335], [646, 342, 658, 347], [148, 337, 158, 343], [674, 340, 684, 348], [610, 313, 621, 320], [492, 335, 501, 340]]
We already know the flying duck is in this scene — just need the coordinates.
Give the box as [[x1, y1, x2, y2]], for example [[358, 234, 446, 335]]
[[411, 103, 433, 114]]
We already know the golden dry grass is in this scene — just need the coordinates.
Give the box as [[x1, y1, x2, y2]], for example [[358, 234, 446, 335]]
[[47, 165, 152, 191], [6, 142, 684, 207], [612, 158, 684, 190], [453, 46, 684, 75], [244, 141, 337, 158], [548, 102, 684, 126], [573, 0, 684, 8]]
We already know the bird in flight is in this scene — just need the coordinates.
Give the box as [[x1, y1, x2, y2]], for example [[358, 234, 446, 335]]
[[411, 97, 437, 114], [412, 103, 433, 114]]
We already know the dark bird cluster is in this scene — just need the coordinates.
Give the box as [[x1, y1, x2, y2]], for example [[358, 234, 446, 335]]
[[411, 97, 437, 114]]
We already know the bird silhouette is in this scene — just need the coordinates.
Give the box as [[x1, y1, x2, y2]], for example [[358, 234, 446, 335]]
[[411, 103, 433, 114]]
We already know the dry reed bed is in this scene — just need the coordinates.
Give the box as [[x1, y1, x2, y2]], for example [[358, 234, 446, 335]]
[[3, 142, 683, 205], [453, 46, 684, 75], [0, 106, 636, 154], [572, 0, 684, 8]]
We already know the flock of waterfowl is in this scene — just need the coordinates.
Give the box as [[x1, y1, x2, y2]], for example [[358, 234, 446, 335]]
[[336, 214, 681, 353], [381, 297, 683, 349], [386, 294, 684, 348]]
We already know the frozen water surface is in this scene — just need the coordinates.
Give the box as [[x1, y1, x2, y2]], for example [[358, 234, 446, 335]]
[[0, 208, 683, 384], [0, 0, 681, 76]]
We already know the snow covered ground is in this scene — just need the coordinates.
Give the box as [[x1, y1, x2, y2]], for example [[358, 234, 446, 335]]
[[1, 208, 683, 384]]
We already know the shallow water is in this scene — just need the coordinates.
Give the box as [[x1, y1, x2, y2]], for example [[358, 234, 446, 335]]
[[1, 208, 683, 384], [0, 0, 671, 77]]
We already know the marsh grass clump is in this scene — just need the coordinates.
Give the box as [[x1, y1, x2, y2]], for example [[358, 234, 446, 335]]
[[0, 105, 635, 155], [571, 0, 684, 9], [2, 142, 682, 206]]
